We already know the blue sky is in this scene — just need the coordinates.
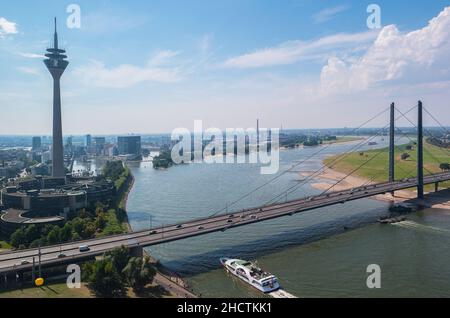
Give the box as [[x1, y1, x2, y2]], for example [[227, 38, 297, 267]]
[[1, 0, 450, 135]]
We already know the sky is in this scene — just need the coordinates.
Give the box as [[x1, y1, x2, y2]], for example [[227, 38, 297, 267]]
[[1, 0, 450, 135]]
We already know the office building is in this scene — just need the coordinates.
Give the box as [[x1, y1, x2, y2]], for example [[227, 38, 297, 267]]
[[32, 136, 42, 151], [118, 136, 142, 155]]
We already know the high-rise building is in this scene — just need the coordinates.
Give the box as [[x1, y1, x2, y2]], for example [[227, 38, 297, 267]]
[[93, 137, 106, 156], [44, 18, 69, 178], [32, 136, 42, 151], [118, 136, 141, 155], [86, 134, 92, 147]]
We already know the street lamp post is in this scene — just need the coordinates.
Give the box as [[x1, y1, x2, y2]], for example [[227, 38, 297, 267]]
[[38, 245, 42, 278]]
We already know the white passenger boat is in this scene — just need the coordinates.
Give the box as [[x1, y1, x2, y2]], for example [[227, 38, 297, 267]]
[[220, 258, 280, 293]]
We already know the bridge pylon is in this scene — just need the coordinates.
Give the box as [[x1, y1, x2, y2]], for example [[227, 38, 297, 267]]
[[417, 101, 424, 199], [389, 102, 395, 195]]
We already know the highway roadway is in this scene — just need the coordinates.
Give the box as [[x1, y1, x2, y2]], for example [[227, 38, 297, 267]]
[[1, 172, 449, 274]]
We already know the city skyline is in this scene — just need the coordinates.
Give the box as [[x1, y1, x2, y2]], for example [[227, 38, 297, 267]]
[[0, 1, 450, 301], [1, 1, 450, 135]]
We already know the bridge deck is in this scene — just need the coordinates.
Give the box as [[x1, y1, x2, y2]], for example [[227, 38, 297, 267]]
[[0, 172, 449, 274]]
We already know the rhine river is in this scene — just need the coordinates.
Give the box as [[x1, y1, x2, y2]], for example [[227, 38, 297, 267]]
[[74, 137, 450, 297]]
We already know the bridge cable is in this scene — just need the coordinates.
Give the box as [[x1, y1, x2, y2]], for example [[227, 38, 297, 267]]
[[393, 128, 437, 176], [264, 108, 417, 205], [314, 120, 450, 200], [264, 127, 392, 205], [395, 107, 450, 164], [386, 129, 418, 179], [312, 132, 416, 199], [423, 106, 450, 155], [393, 109, 445, 171], [263, 127, 390, 205], [263, 105, 418, 205], [423, 107, 450, 136], [272, 132, 410, 204], [208, 106, 391, 217]]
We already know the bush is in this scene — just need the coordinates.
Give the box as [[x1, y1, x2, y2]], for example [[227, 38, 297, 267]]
[[401, 153, 410, 160]]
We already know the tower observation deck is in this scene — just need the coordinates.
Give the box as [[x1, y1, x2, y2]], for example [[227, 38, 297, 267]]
[[44, 18, 69, 179]]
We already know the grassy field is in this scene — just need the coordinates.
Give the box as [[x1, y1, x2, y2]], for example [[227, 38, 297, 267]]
[[324, 140, 450, 189], [0, 240, 12, 252], [0, 282, 92, 298], [0, 279, 174, 298]]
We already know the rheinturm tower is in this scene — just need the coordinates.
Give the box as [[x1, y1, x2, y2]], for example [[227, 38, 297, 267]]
[[44, 18, 68, 178]]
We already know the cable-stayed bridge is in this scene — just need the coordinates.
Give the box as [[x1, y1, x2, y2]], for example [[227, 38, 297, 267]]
[[0, 101, 449, 277]]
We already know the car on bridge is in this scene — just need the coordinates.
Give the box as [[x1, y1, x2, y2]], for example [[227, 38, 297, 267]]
[[79, 245, 90, 252]]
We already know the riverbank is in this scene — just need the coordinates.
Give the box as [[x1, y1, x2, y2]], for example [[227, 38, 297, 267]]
[[322, 136, 365, 145], [304, 168, 416, 203], [306, 138, 450, 210], [119, 167, 135, 233], [122, 164, 199, 298], [306, 168, 450, 210], [322, 140, 449, 188], [280, 136, 365, 151]]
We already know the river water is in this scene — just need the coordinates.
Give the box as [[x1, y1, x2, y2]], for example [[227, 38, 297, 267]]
[[73, 137, 450, 297]]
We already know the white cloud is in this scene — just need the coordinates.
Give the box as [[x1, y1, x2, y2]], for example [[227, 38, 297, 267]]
[[222, 31, 378, 69], [148, 50, 179, 66], [0, 17, 18, 36], [313, 5, 350, 24], [19, 52, 45, 59], [74, 51, 182, 88], [320, 6, 450, 95]]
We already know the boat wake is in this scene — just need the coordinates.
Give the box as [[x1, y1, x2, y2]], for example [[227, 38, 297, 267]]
[[392, 220, 450, 236], [268, 289, 297, 298]]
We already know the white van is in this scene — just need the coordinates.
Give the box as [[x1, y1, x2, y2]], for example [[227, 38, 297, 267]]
[[79, 245, 90, 252]]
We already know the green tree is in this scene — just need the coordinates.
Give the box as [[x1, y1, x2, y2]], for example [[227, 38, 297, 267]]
[[106, 246, 131, 273], [10, 228, 27, 248], [82, 222, 97, 239], [24, 225, 40, 243], [30, 238, 47, 248], [85, 259, 126, 297], [47, 227, 61, 245], [102, 161, 125, 181], [122, 256, 156, 292], [71, 218, 85, 236], [60, 224, 72, 242], [95, 212, 107, 230]]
